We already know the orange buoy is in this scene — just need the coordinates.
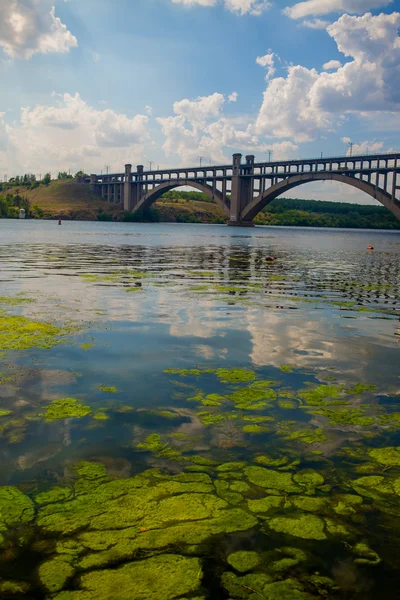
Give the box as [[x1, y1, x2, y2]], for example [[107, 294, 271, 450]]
[[367, 245, 374, 250]]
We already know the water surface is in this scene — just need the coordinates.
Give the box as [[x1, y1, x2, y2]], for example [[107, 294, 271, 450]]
[[0, 221, 400, 599]]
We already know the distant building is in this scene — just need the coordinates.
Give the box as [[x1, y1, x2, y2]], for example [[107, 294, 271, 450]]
[[19, 208, 26, 219]]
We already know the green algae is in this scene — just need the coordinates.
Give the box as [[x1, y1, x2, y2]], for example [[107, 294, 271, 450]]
[[98, 384, 118, 393], [34, 487, 73, 505], [229, 481, 250, 493], [76, 555, 202, 600], [290, 496, 327, 512], [244, 467, 301, 493], [0, 580, 30, 594], [352, 542, 381, 565], [215, 480, 244, 505], [248, 496, 284, 513], [187, 392, 225, 406], [368, 447, 400, 467], [217, 462, 246, 472], [39, 558, 75, 592], [297, 384, 345, 406], [0, 486, 34, 545], [333, 494, 363, 516], [73, 461, 108, 481], [213, 368, 256, 383], [0, 311, 74, 352], [197, 411, 238, 426], [242, 424, 271, 433], [293, 471, 324, 488], [164, 368, 201, 376], [280, 364, 295, 373], [345, 383, 377, 395], [254, 455, 289, 468], [284, 427, 327, 445], [227, 551, 261, 572], [188, 270, 216, 277], [222, 573, 310, 600], [80, 343, 94, 350], [278, 399, 298, 409], [0, 296, 33, 306], [0, 409, 11, 417], [242, 415, 275, 423], [268, 514, 327, 540], [93, 411, 109, 421], [351, 476, 395, 501], [324, 517, 351, 537], [125, 287, 142, 293], [310, 407, 375, 427], [44, 398, 92, 421], [228, 387, 276, 410]]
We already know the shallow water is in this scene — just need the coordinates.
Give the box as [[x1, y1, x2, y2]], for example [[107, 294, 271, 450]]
[[0, 220, 400, 599]]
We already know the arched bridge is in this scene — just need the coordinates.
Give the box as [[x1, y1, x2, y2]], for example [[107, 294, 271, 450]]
[[88, 152, 400, 225]]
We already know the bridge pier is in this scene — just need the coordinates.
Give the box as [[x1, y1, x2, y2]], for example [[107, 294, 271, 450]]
[[228, 153, 255, 226]]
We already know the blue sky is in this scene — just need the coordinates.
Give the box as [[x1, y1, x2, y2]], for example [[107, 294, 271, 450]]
[[0, 0, 399, 203]]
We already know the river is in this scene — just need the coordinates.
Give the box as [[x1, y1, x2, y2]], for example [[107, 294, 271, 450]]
[[0, 220, 400, 599]]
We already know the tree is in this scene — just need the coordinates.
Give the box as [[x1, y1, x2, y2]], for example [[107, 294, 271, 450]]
[[58, 171, 72, 180], [74, 170, 88, 180], [42, 173, 51, 185]]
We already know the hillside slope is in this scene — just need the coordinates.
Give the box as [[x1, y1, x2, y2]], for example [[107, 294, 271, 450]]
[[24, 180, 124, 220]]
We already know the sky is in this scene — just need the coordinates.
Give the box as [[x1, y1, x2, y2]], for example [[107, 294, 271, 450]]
[[0, 0, 400, 204]]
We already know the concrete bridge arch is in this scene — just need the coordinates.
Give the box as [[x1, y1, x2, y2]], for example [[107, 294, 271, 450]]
[[135, 180, 230, 217], [241, 172, 400, 223]]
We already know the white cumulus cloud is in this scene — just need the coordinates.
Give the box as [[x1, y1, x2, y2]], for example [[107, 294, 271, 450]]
[[284, 0, 393, 20], [3, 93, 150, 175], [256, 51, 276, 79], [172, 0, 271, 15], [302, 17, 330, 28], [0, 0, 78, 59], [256, 11, 400, 141], [323, 59, 342, 69], [157, 92, 298, 163], [228, 92, 238, 102]]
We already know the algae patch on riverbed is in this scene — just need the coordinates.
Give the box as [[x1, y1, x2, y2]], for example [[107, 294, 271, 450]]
[[0, 453, 396, 598]]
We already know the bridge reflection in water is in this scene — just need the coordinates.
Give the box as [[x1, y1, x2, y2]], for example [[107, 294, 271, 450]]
[[86, 152, 400, 225]]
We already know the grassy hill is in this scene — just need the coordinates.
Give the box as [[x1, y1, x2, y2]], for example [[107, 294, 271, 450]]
[[23, 180, 124, 220], [1, 181, 399, 229]]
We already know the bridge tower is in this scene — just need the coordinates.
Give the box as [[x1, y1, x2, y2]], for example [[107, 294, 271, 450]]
[[229, 153, 255, 226]]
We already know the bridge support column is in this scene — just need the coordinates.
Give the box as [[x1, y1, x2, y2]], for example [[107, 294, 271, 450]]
[[89, 174, 97, 193], [228, 153, 255, 226], [124, 164, 132, 211]]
